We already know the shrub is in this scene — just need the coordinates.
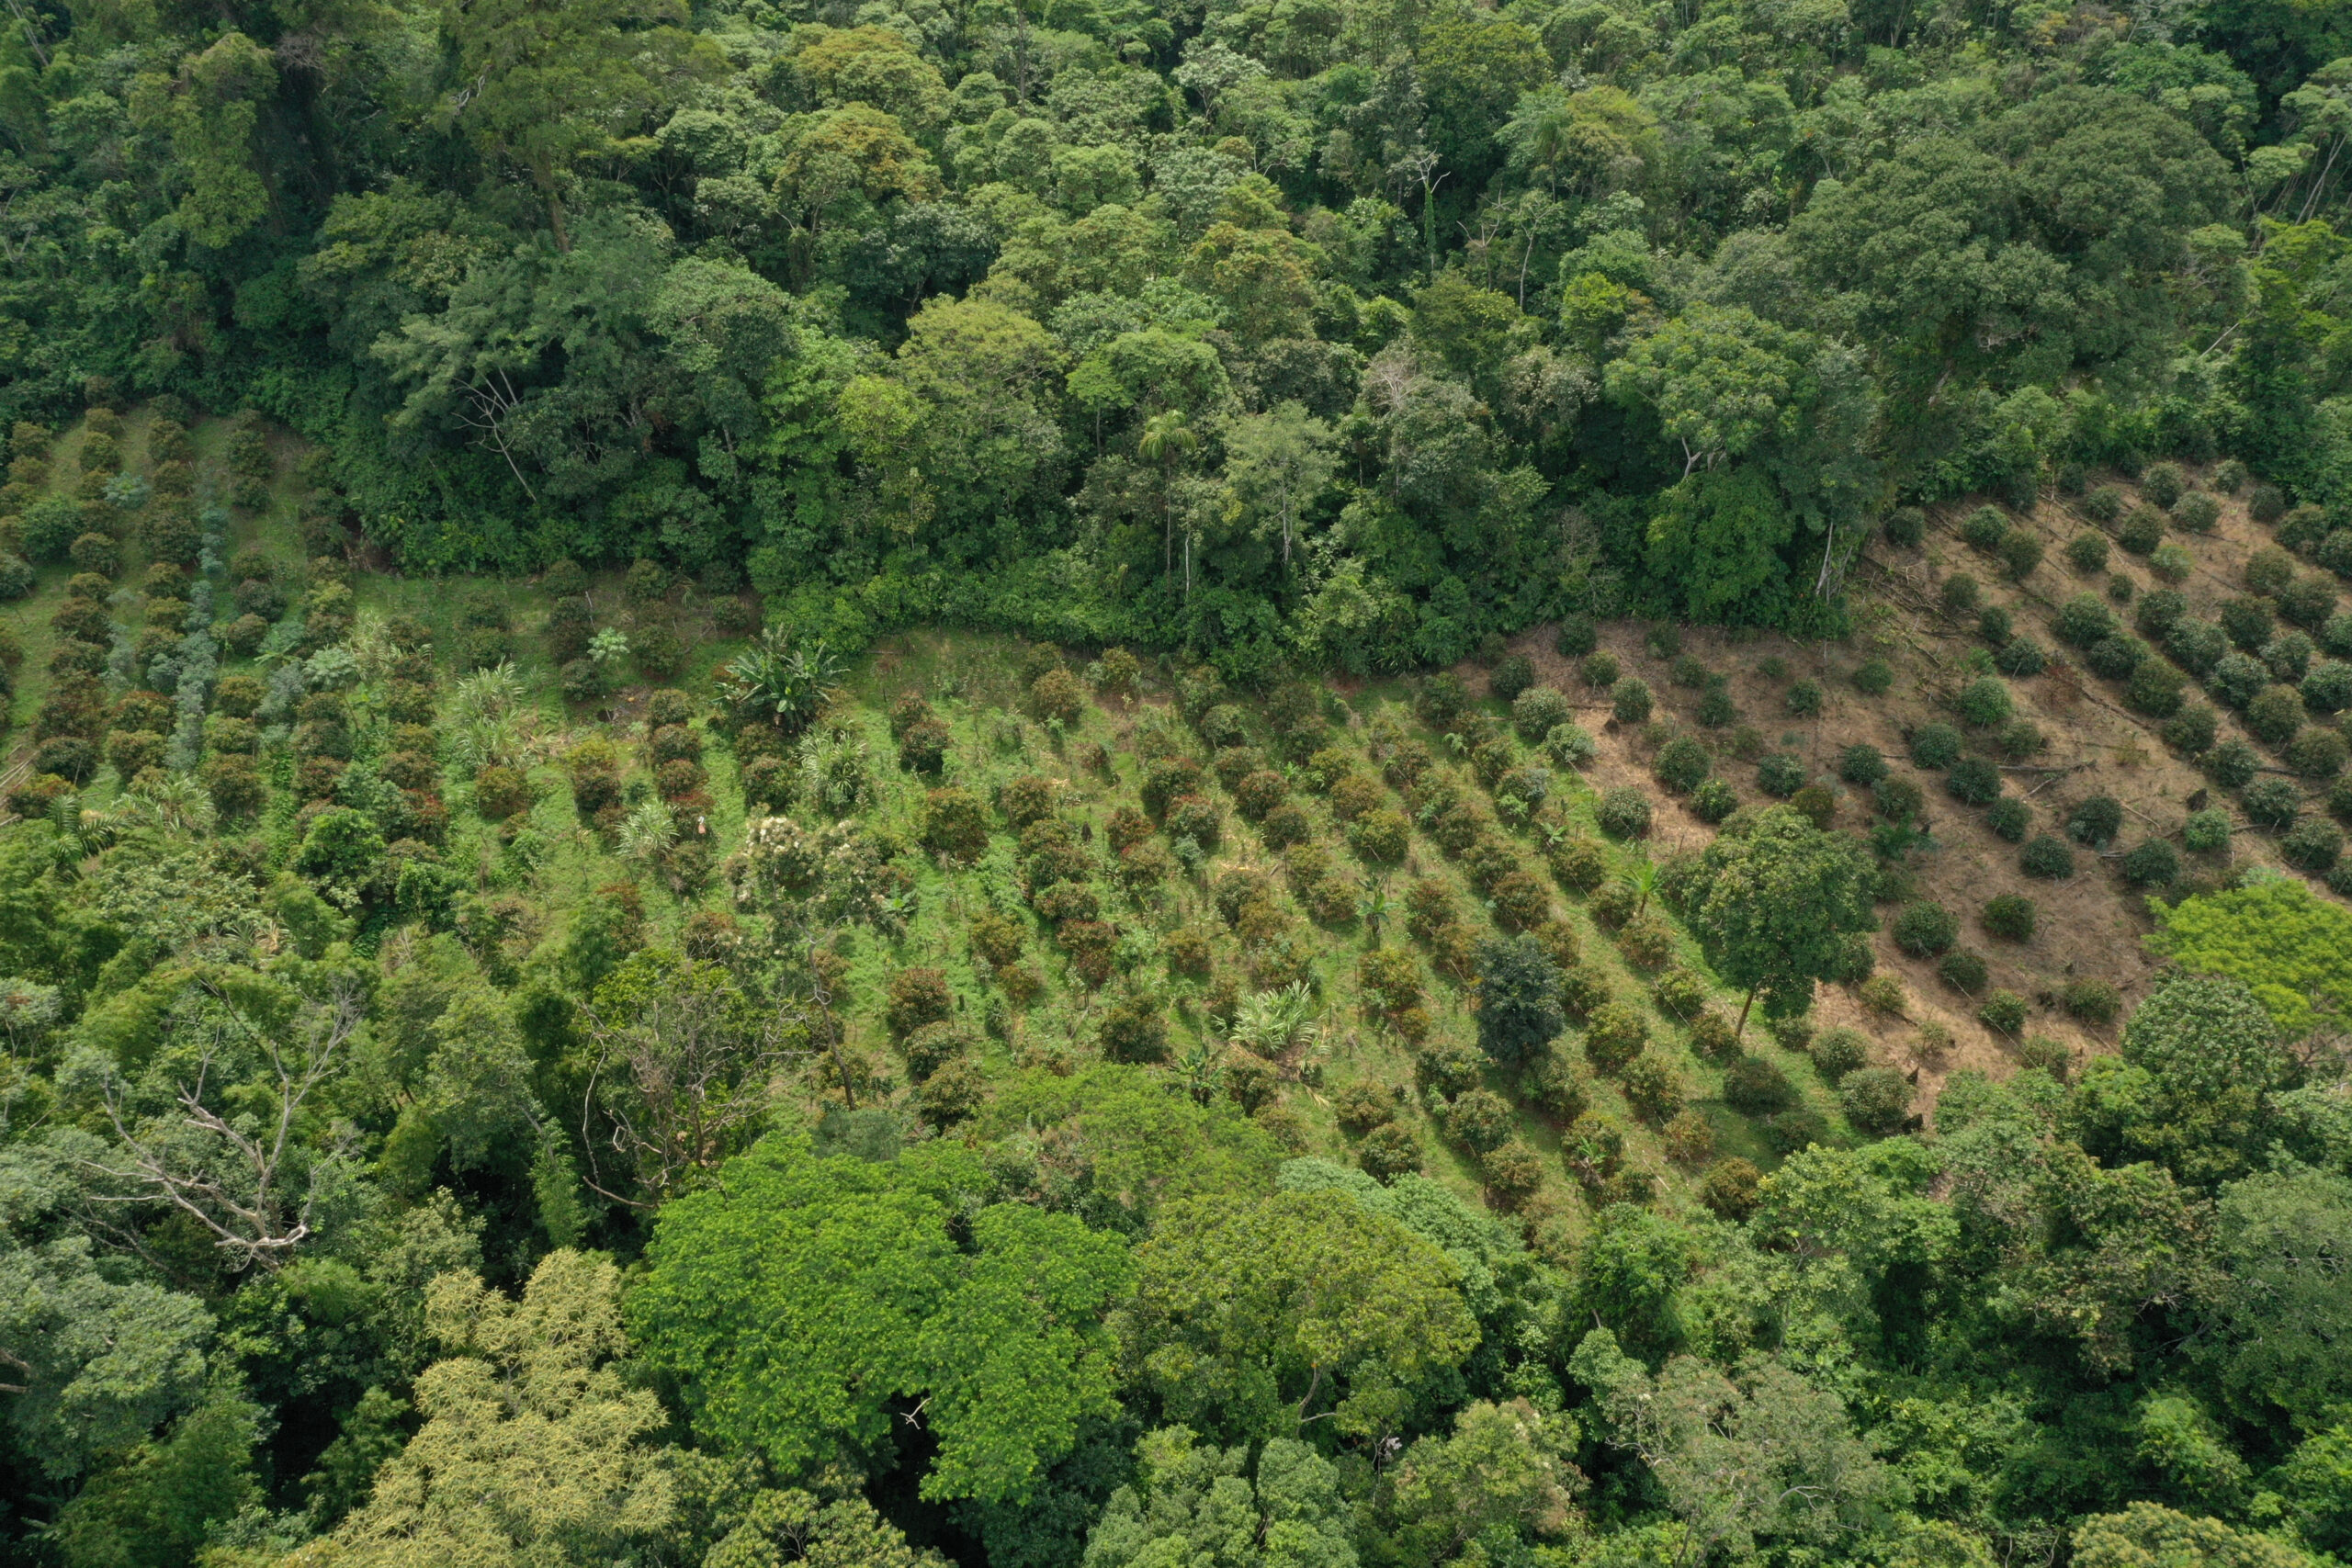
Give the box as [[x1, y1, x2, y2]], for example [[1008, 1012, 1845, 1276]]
[[2223, 595, 2277, 652], [2169, 620, 2230, 678], [1858, 974, 1908, 1017], [1999, 532, 2045, 580], [1978, 606, 2013, 647], [1595, 786, 1652, 839], [2206, 739, 2262, 790], [1512, 684, 1573, 741], [201, 756, 264, 818], [2084, 485, 2125, 523], [1756, 752, 1805, 797], [2248, 684, 2307, 747], [1490, 654, 1535, 703], [1833, 745, 1886, 788], [1994, 637, 2048, 677], [2065, 533, 2110, 574], [2284, 575, 2343, 631], [1893, 901, 1959, 956], [2020, 836, 2075, 878], [1358, 1123, 1422, 1180], [2291, 727, 2349, 779], [2246, 776, 2303, 831], [1547, 834, 1608, 892], [1788, 784, 1837, 828], [1883, 507, 1926, 547], [1980, 893, 2036, 942], [2141, 462, 2186, 508], [2249, 483, 2288, 524], [1724, 1055, 1796, 1116], [1909, 723, 1962, 769], [1938, 948, 1989, 994], [1580, 650, 1620, 688], [1986, 797, 2032, 842], [2183, 808, 2232, 854], [1956, 677, 2012, 728], [1654, 735, 1711, 793], [1862, 771, 1918, 822], [2164, 705, 2220, 755], [1611, 677, 1652, 724], [2283, 818, 2344, 871], [2120, 839, 2180, 887], [922, 787, 989, 863], [1544, 723, 1596, 769], [1555, 615, 1597, 658], [1851, 660, 1894, 695], [2303, 660, 2352, 714], [1977, 989, 2028, 1034], [2056, 593, 2119, 649], [1961, 507, 2009, 551], [2125, 661, 2188, 719], [1829, 1066, 1912, 1140], [2150, 543, 2195, 584], [1028, 668, 1085, 727], [2086, 635, 2145, 682], [1690, 777, 1738, 824], [2118, 505, 2165, 556], [885, 968, 953, 1038], [1785, 679, 1823, 716], [1945, 756, 2003, 806], [2248, 545, 2300, 599], [1811, 1029, 1870, 1082], [1941, 573, 1982, 615], [1584, 1001, 1648, 1075], [1622, 1056, 1686, 1124], [2067, 795, 2124, 849]]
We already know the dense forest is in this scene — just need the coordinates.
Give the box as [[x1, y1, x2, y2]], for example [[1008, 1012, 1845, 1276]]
[[6, 0, 2352, 1560]]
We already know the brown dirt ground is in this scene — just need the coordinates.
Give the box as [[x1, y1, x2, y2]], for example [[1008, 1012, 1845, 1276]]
[[1479, 463, 2328, 1117]]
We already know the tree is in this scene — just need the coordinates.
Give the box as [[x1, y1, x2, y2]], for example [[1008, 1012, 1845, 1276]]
[[1126, 1187, 1478, 1442], [1568, 1328, 1903, 1562], [2196, 1169, 2352, 1431], [1219, 401, 1336, 577], [1082, 1427, 1357, 1568], [1473, 933, 1563, 1072], [444, 0, 718, 248], [575, 949, 799, 1206], [304, 1250, 678, 1566], [1375, 1399, 1585, 1566], [0, 1231, 214, 1479], [628, 1136, 1132, 1503], [1679, 806, 1877, 1034], [2072, 1503, 2315, 1568]]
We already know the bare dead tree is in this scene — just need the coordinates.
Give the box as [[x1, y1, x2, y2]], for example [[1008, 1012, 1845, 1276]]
[[80, 979, 364, 1271], [456, 370, 537, 502]]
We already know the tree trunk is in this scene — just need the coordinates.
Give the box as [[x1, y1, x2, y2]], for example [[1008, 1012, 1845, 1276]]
[[1736, 986, 1757, 1039]]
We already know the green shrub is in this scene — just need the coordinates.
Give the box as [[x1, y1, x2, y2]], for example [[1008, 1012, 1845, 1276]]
[[2065, 533, 2110, 574], [2067, 795, 2124, 849], [2020, 836, 2075, 878], [1756, 753, 1805, 797], [1961, 507, 2009, 551], [1994, 638, 2048, 677], [1940, 574, 1982, 616], [1690, 777, 1738, 824], [1724, 1055, 1796, 1116], [1938, 949, 1989, 994], [1909, 723, 1962, 769], [2248, 483, 2287, 524], [2284, 818, 2344, 871], [1838, 745, 1887, 786], [1945, 756, 2003, 806], [2000, 532, 2045, 579], [1851, 660, 1894, 695], [2248, 684, 2307, 748], [1611, 677, 1652, 724], [1512, 684, 1573, 741], [1883, 507, 1926, 547], [2223, 595, 2277, 651], [1841, 1066, 1915, 1135], [1581, 650, 1620, 688], [1555, 616, 1597, 657], [1872, 775, 1925, 822], [2290, 727, 2349, 779], [1893, 901, 1959, 956], [1980, 894, 2036, 942], [1490, 654, 1535, 703], [2056, 593, 2119, 649], [1956, 677, 2012, 728], [2183, 808, 2231, 854], [2246, 777, 2303, 831], [1595, 786, 1652, 839], [2121, 839, 2181, 887], [1977, 989, 2028, 1034], [1986, 797, 2032, 842]]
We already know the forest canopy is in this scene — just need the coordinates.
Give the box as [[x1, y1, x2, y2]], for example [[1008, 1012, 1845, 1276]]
[[8, 0, 2352, 670]]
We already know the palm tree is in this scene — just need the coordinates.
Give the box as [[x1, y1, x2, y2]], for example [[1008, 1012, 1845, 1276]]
[[718, 631, 844, 738], [1355, 875, 1391, 944], [1616, 851, 1662, 920], [1229, 984, 1318, 1057], [1136, 411, 1199, 586]]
